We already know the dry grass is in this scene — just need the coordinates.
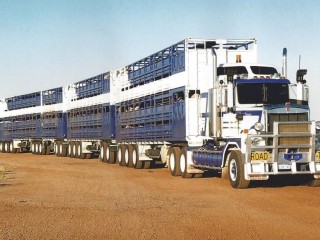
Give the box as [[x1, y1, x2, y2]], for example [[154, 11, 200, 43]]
[[0, 165, 5, 179]]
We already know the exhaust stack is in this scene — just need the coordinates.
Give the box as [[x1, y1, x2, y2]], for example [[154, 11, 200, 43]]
[[209, 49, 217, 136], [282, 48, 287, 78]]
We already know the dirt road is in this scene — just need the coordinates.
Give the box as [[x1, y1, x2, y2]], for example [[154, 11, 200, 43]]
[[1, 153, 320, 240]]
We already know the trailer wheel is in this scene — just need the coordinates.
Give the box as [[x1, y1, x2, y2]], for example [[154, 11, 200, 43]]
[[100, 142, 107, 162], [124, 145, 130, 167], [54, 143, 59, 156], [69, 142, 75, 158], [31, 143, 35, 154], [118, 144, 126, 166], [107, 144, 116, 164], [228, 151, 250, 189], [79, 145, 86, 159], [45, 146, 51, 155], [168, 147, 181, 176], [133, 145, 143, 169], [127, 145, 134, 168], [180, 148, 192, 178], [8, 142, 13, 153], [0, 142, 5, 152], [75, 142, 80, 158], [61, 144, 68, 157]]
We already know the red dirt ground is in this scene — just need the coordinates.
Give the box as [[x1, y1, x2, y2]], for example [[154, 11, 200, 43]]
[[1, 153, 320, 239]]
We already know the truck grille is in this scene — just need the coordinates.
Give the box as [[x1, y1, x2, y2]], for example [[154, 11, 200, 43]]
[[268, 113, 308, 132]]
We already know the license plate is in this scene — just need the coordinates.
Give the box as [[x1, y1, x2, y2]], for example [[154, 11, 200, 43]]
[[316, 151, 320, 161], [278, 164, 291, 170], [251, 151, 270, 161]]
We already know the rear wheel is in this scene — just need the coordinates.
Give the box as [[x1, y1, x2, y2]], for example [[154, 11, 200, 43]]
[[228, 151, 250, 189], [55, 143, 60, 156], [75, 142, 80, 158], [4, 142, 8, 153], [180, 148, 192, 178], [133, 145, 143, 169], [118, 144, 126, 166], [100, 142, 107, 162], [61, 144, 68, 157], [45, 146, 51, 155], [126, 145, 134, 168], [8, 142, 13, 153], [168, 147, 181, 176], [79, 143, 86, 159], [107, 144, 116, 164]]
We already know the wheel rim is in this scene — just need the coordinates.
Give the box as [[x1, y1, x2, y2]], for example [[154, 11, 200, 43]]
[[9, 143, 13, 152], [73, 145, 76, 155], [229, 159, 237, 182], [169, 153, 175, 171], [132, 149, 137, 165], [100, 146, 104, 159], [180, 154, 186, 173], [118, 148, 122, 163], [125, 148, 129, 164], [59, 144, 63, 154], [106, 146, 110, 161]]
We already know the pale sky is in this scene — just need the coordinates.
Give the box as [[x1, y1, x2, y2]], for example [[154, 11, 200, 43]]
[[1, 0, 319, 119]]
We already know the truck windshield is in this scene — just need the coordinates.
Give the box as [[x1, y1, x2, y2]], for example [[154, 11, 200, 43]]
[[237, 83, 289, 104]]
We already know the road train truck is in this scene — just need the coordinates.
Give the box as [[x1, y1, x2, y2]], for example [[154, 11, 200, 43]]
[[0, 38, 319, 188], [112, 38, 320, 188]]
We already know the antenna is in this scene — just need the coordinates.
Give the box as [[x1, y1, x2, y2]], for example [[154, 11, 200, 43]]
[[299, 55, 301, 70]]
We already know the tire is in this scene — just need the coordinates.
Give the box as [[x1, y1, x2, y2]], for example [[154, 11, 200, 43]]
[[55, 142, 60, 156], [79, 143, 86, 159], [69, 142, 75, 158], [180, 148, 193, 178], [75, 142, 80, 158], [31, 143, 35, 154], [168, 147, 181, 176], [124, 145, 130, 167], [0, 142, 3, 152], [228, 151, 250, 189], [100, 142, 107, 162], [61, 144, 68, 157], [45, 146, 51, 155], [107, 144, 116, 164], [8, 142, 13, 153], [133, 145, 143, 169], [118, 144, 126, 166], [4, 142, 8, 153], [127, 145, 134, 168], [37, 143, 42, 154]]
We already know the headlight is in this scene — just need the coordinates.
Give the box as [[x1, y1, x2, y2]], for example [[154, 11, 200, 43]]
[[254, 122, 264, 131]]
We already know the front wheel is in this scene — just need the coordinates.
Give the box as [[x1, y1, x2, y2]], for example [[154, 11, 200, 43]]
[[228, 151, 250, 189]]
